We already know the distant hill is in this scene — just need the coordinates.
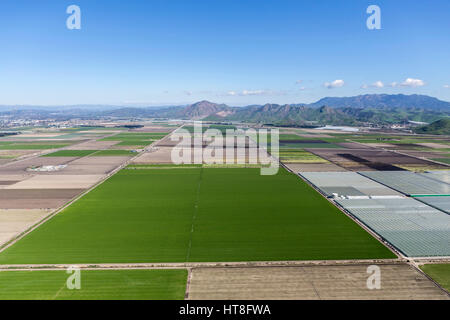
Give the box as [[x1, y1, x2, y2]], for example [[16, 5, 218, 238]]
[[414, 118, 450, 135], [308, 94, 450, 111], [206, 94, 450, 125], [173, 100, 233, 119], [206, 104, 357, 126]]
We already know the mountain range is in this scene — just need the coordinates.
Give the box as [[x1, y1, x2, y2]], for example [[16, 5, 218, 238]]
[[1, 94, 449, 127], [161, 95, 450, 126], [307, 94, 450, 110]]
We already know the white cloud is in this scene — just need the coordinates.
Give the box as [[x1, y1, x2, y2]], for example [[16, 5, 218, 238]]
[[387, 78, 426, 88], [361, 81, 385, 89], [399, 78, 425, 87], [295, 80, 303, 84], [183, 91, 192, 96], [224, 89, 288, 96], [324, 79, 345, 89], [298, 87, 306, 91], [241, 90, 265, 96], [388, 82, 398, 87], [371, 81, 384, 88], [444, 84, 450, 89]]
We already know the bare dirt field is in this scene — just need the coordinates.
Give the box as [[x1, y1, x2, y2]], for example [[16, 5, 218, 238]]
[[283, 162, 346, 172], [0, 155, 130, 176], [306, 149, 380, 171], [336, 142, 373, 149], [71, 156, 130, 165], [417, 142, 449, 149], [0, 189, 84, 209], [300, 128, 356, 135], [0, 175, 32, 189], [307, 148, 448, 171], [131, 126, 174, 133], [0, 174, 31, 182], [0, 181, 18, 186], [297, 133, 334, 138], [364, 143, 397, 148], [0, 209, 52, 246], [0, 150, 37, 158], [0, 157, 78, 175], [14, 133, 62, 138], [110, 144, 144, 150], [133, 146, 272, 165], [133, 147, 176, 164], [54, 156, 131, 175], [5, 175, 103, 189], [65, 140, 119, 150], [188, 264, 449, 300], [0, 199, 69, 210], [401, 150, 449, 159]]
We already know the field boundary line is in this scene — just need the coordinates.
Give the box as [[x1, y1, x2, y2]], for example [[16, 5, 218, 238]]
[[184, 268, 193, 300], [0, 258, 405, 271]]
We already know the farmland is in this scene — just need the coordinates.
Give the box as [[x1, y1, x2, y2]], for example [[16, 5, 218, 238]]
[[0, 167, 394, 264], [279, 149, 328, 163], [188, 263, 448, 300], [3, 0, 450, 303], [43, 150, 99, 157], [101, 132, 167, 147], [0, 124, 171, 252], [92, 149, 136, 156], [420, 264, 450, 292], [0, 122, 448, 300], [43, 150, 136, 157], [0, 269, 187, 300], [0, 143, 70, 150]]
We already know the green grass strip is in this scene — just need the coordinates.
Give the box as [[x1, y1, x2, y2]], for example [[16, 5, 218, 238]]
[[420, 264, 450, 292], [0, 269, 187, 300]]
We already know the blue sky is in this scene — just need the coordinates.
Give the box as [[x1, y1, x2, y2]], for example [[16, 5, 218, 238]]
[[0, 0, 449, 106]]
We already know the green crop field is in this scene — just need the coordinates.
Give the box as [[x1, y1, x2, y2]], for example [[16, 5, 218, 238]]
[[92, 150, 136, 156], [102, 133, 166, 141], [432, 158, 450, 164], [278, 134, 303, 140], [279, 149, 328, 163], [0, 167, 394, 264], [182, 125, 238, 134], [116, 140, 150, 146], [100, 132, 167, 147], [43, 150, 98, 157], [0, 270, 187, 300], [420, 264, 450, 292]]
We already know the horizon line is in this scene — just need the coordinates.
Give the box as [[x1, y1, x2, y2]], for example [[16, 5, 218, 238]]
[[0, 93, 449, 108]]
